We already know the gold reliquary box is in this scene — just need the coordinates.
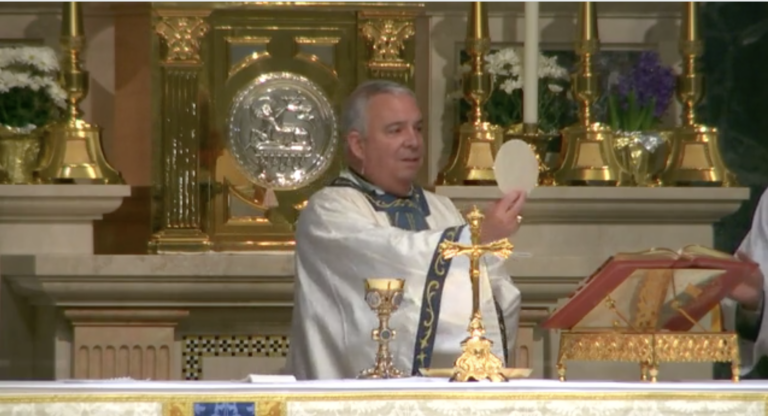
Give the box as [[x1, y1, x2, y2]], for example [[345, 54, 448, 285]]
[[542, 245, 758, 383]]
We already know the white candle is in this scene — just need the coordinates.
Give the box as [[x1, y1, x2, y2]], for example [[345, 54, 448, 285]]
[[523, 2, 540, 125]]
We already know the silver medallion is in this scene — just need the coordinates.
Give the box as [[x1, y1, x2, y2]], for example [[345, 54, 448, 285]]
[[227, 72, 338, 190]]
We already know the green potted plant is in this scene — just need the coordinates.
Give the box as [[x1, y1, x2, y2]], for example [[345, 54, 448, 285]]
[[0, 46, 66, 184]]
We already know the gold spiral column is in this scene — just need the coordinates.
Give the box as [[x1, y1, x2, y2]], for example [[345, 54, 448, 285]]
[[436, 2, 503, 185], [552, 2, 625, 186], [148, 12, 212, 253], [37, 2, 124, 184], [658, 2, 736, 187]]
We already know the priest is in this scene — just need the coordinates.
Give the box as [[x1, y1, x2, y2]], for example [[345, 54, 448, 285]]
[[285, 80, 525, 380], [723, 188, 768, 378]]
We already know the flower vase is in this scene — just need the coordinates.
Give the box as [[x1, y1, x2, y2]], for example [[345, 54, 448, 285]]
[[612, 131, 668, 187], [0, 125, 45, 184]]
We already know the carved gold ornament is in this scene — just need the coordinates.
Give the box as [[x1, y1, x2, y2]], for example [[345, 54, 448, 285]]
[[360, 18, 414, 79], [155, 17, 210, 63], [361, 19, 414, 63]]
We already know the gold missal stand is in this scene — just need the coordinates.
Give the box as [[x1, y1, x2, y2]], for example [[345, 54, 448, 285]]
[[436, 207, 515, 382], [543, 246, 751, 383]]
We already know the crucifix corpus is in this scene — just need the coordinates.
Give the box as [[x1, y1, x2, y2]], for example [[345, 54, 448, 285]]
[[439, 205, 515, 382]]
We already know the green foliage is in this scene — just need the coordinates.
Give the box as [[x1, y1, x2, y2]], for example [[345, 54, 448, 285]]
[[0, 86, 61, 129], [607, 91, 657, 132]]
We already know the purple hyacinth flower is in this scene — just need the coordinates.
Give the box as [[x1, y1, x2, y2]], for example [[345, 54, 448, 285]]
[[613, 51, 676, 119]]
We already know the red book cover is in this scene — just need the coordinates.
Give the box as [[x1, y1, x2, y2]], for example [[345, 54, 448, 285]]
[[541, 246, 759, 332]]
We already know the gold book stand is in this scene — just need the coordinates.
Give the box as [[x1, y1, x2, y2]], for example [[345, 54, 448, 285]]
[[543, 247, 751, 383]]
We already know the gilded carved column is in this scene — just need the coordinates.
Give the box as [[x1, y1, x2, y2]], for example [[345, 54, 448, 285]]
[[149, 13, 212, 253]]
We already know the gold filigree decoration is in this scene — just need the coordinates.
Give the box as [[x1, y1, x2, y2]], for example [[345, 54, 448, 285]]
[[360, 18, 414, 78], [164, 401, 192, 416], [557, 331, 740, 383], [258, 400, 284, 416], [631, 270, 672, 329], [155, 17, 210, 63]]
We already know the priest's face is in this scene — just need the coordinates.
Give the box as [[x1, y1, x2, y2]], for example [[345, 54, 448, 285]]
[[353, 92, 424, 195]]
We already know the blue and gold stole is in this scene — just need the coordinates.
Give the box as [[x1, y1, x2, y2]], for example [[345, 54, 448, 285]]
[[329, 171, 509, 371]]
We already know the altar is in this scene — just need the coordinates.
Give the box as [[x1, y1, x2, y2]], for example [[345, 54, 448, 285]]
[[0, 0, 761, 386], [0, 379, 765, 416]]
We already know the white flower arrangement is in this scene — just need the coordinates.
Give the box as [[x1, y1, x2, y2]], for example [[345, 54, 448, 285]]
[[450, 47, 576, 132], [0, 46, 67, 133]]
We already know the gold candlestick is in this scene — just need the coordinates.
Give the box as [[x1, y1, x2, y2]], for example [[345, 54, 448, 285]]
[[658, 2, 736, 187], [358, 278, 406, 379], [439, 207, 514, 382], [552, 2, 625, 186], [37, 2, 123, 184], [436, 2, 503, 186]]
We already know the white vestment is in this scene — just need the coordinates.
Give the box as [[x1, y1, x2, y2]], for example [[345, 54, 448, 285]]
[[726, 188, 768, 375], [286, 171, 522, 380]]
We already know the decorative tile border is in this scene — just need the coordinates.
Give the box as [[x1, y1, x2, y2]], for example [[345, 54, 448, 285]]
[[182, 335, 290, 380]]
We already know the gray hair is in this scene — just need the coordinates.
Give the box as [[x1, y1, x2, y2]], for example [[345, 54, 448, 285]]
[[340, 80, 416, 142]]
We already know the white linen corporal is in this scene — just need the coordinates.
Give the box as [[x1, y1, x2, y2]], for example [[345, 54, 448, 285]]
[[727, 187, 768, 375], [286, 171, 522, 380]]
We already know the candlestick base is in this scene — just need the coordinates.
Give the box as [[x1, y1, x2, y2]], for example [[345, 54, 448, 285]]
[[552, 123, 628, 186], [659, 125, 737, 187], [437, 122, 504, 185], [504, 123, 559, 186]]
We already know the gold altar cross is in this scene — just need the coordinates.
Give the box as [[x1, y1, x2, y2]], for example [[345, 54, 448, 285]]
[[438, 205, 515, 382]]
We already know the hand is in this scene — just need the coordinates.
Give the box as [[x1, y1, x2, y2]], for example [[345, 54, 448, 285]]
[[479, 190, 527, 244], [728, 251, 765, 311]]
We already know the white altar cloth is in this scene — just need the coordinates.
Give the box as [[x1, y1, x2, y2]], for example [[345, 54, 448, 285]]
[[0, 379, 766, 416]]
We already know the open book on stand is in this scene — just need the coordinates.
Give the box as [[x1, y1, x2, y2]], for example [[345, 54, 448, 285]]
[[542, 245, 758, 383]]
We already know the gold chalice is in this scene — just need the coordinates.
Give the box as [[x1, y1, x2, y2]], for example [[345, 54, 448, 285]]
[[612, 131, 670, 187], [358, 278, 406, 379]]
